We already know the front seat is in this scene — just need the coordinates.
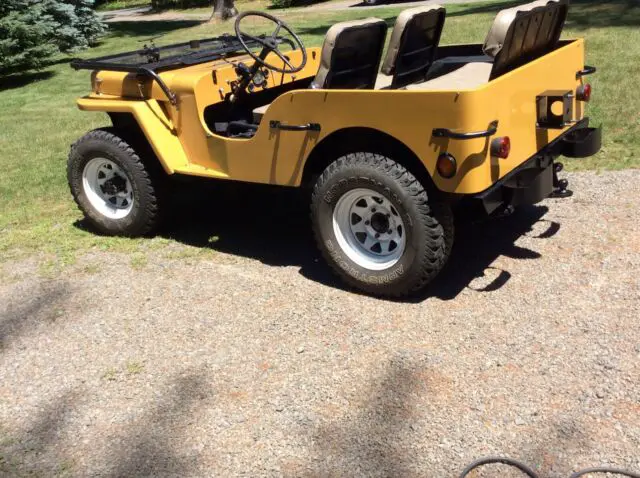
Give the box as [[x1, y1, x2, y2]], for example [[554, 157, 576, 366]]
[[253, 17, 388, 123], [374, 5, 446, 90]]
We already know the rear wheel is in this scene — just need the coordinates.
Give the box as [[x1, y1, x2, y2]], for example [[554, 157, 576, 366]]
[[311, 152, 454, 297], [68, 128, 164, 237]]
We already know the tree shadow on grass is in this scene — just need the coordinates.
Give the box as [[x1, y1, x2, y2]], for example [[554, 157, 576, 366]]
[[297, 14, 397, 36], [106, 20, 205, 38], [0, 71, 56, 92], [131, 179, 559, 301], [267, 0, 334, 10], [443, 0, 640, 29], [563, 0, 640, 30], [296, 0, 640, 32]]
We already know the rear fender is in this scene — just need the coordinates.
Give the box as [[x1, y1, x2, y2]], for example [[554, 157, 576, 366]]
[[77, 97, 188, 174]]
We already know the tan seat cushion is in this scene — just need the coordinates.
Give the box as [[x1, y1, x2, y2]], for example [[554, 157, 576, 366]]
[[311, 17, 387, 90], [405, 62, 492, 91], [380, 5, 444, 75], [375, 73, 393, 89], [254, 17, 387, 122], [252, 103, 270, 123]]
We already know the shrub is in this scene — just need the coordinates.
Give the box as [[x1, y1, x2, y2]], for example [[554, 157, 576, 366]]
[[0, 0, 106, 75], [270, 0, 294, 8], [44, 0, 107, 52], [0, 0, 58, 75]]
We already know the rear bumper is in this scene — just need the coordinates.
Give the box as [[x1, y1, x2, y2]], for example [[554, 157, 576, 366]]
[[472, 118, 601, 214]]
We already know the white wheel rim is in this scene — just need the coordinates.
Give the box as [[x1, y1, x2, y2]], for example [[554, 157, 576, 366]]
[[82, 158, 134, 219], [332, 188, 406, 271]]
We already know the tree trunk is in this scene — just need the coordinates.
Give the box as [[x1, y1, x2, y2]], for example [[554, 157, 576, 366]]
[[211, 0, 238, 21]]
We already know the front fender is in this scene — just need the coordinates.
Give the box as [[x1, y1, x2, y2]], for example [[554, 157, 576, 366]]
[[77, 97, 188, 174]]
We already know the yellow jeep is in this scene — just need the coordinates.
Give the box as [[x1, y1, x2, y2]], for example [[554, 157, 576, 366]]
[[68, 0, 600, 297]]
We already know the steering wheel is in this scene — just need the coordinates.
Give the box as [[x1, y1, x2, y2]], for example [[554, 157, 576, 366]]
[[234, 11, 307, 74]]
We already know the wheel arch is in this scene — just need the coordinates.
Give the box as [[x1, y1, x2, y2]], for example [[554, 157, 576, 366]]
[[302, 127, 439, 194], [77, 98, 188, 175]]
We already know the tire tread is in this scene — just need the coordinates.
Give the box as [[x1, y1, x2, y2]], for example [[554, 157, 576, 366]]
[[311, 152, 453, 297], [67, 128, 163, 237]]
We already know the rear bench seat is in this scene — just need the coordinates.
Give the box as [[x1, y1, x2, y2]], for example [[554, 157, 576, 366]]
[[407, 0, 568, 90]]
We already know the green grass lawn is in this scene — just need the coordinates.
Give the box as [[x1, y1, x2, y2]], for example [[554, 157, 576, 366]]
[[0, 0, 638, 268]]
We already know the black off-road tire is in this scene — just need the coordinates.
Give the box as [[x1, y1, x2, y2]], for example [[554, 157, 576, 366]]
[[311, 152, 454, 298], [67, 128, 164, 237]]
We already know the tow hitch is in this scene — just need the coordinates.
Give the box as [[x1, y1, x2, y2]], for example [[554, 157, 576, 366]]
[[550, 162, 572, 198]]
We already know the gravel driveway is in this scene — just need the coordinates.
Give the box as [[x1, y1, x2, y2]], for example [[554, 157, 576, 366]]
[[1, 170, 639, 477]]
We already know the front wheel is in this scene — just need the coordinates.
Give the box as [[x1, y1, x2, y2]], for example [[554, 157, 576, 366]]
[[311, 152, 453, 298], [67, 128, 164, 237]]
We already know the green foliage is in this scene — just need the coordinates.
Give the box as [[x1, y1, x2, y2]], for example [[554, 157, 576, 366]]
[[0, 0, 106, 75], [0, 0, 58, 74], [44, 0, 107, 52]]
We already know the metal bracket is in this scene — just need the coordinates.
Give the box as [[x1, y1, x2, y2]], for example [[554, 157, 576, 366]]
[[536, 90, 573, 129]]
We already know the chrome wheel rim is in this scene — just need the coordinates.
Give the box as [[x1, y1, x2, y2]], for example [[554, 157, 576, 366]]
[[82, 158, 134, 219], [332, 188, 406, 271]]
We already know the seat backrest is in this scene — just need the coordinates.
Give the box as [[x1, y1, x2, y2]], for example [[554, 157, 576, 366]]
[[311, 18, 388, 90], [484, 0, 568, 80], [380, 5, 446, 88]]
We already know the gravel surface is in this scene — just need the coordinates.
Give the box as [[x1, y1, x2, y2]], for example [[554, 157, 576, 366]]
[[1, 170, 639, 477]]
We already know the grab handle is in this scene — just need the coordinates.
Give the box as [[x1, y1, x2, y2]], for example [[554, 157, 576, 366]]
[[270, 120, 321, 132], [576, 65, 596, 78], [432, 120, 498, 140]]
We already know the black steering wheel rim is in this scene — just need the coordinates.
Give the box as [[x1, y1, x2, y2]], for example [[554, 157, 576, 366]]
[[234, 11, 307, 74]]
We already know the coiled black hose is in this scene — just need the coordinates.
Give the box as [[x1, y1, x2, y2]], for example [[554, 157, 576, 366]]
[[459, 456, 640, 478]]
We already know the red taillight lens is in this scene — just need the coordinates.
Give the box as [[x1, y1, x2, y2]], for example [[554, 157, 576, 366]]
[[491, 136, 511, 159], [577, 83, 592, 101], [436, 153, 457, 178]]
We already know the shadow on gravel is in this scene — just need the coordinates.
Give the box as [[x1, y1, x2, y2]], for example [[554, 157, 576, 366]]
[[0, 391, 78, 476], [153, 180, 559, 301], [0, 372, 210, 476], [418, 205, 558, 302], [298, 355, 595, 477], [0, 282, 71, 352], [106, 371, 210, 477], [302, 354, 425, 476]]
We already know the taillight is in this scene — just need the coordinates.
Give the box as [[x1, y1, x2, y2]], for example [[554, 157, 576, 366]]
[[491, 136, 511, 159], [436, 153, 457, 178], [577, 83, 592, 101]]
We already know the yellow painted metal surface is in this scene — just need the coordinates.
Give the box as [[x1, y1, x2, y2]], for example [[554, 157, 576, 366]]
[[78, 39, 588, 194]]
